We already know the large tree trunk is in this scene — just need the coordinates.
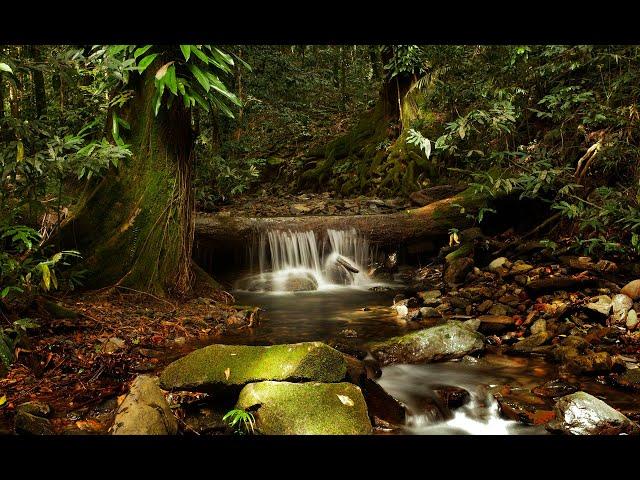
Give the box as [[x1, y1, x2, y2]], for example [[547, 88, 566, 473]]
[[300, 48, 415, 192], [59, 63, 195, 295]]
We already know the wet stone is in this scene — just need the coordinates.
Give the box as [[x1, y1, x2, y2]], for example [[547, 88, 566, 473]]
[[533, 379, 578, 399], [430, 385, 471, 409]]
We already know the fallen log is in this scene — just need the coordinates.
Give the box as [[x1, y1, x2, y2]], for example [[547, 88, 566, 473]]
[[195, 188, 493, 248]]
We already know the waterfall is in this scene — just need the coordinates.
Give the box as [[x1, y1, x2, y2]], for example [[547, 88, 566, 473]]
[[238, 228, 373, 292]]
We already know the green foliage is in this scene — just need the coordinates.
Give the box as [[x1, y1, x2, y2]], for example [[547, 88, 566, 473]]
[[0, 318, 39, 370], [195, 155, 265, 207], [222, 408, 256, 435], [406, 128, 432, 159]]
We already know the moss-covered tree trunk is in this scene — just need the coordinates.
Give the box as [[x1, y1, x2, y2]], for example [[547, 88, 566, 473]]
[[60, 65, 195, 295]]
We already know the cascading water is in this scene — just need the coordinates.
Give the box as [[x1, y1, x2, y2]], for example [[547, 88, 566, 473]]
[[237, 228, 375, 292]]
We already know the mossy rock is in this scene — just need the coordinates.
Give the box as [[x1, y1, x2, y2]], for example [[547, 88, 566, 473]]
[[367, 321, 485, 366], [160, 342, 347, 393], [236, 381, 372, 435]]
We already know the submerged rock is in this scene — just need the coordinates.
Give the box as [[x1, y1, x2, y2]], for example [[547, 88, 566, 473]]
[[546, 391, 639, 435], [367, 321, 485, 366], [235, 381, 372, 435], [430, 385, 471, 409], [239, 271, 319, 292], [160, 342, 347, 392], [112, 375, 177, 435]]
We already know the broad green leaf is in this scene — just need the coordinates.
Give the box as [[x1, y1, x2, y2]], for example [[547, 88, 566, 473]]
[[164, 65, 178, 95], [137, 54, 158, 73], [0, 395, 6, 407], [39, 263, 51, 291], [133, 45, 153, 59], [190, 46, 210, 64], [0, 62, 13, 74], [188, 64, 210, 92], [180, 45, 191, 61]]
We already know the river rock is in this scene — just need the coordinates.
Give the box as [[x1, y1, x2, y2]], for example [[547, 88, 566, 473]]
[[367, 321, 485, 366], [510, 261, 534, 275], [530, 318, 547, 335], [419, 307, 440, 318], [626, 310, 639, 330], [112, 375, 177, 435], [611, 368, 640, 391], [477, 315, 515, 334], [418, 290, 442, 305], [444, 257, 474, 285], [16, 401, 51, 418], [546, 391, 640, 435], [235, 381, 372, 435], [14, 411, 55, 435], [240, 272, 318, 292], [611, 294, 633, 325], [362, 378, 407, 425], [585, 295, 613, 317], [160, 342, 347, 392], [565, 351, 622, 375], [488, 257, 510, 271], [495, 393, 555, 426], [621, 279, 640, 300], [430, 385, 471, 409], [533, 379, 577, 399], [510, 332, 551, 353]]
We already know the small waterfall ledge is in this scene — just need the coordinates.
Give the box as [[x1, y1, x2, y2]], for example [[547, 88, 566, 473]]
[[236, 228, 376, 292]]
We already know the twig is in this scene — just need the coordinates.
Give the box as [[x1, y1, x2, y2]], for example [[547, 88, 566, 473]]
[[112, 286, 177, 311]]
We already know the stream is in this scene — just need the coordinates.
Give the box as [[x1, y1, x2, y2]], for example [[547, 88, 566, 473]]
[[193, 228, 637, 435]]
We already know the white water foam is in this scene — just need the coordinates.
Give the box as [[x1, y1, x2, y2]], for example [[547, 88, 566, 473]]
[[240, 228, 374, 292]]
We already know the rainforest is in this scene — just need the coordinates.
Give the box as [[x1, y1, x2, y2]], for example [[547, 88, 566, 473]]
[[1, 44, 640, 437]]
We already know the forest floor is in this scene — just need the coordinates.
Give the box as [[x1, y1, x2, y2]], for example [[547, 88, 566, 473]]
[[0, 288, 257, 434]]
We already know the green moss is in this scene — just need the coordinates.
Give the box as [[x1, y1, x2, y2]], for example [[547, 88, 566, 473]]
[[159, 342, 347, 392], [367, 321, 485, 366], [236, 381, 372, 435]]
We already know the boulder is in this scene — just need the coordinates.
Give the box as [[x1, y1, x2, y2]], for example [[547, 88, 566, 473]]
[[235, 381, 372, 435], [112, 375, 177, 435], [160, 342, 347, 392], [626, 309, 639, 330], [367, 321, 485, 366], [546, 391, 640, 435], [621, 279, 640, 300]]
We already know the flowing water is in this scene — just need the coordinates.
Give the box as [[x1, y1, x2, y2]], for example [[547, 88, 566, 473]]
[[203, 228, 634, 435]]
